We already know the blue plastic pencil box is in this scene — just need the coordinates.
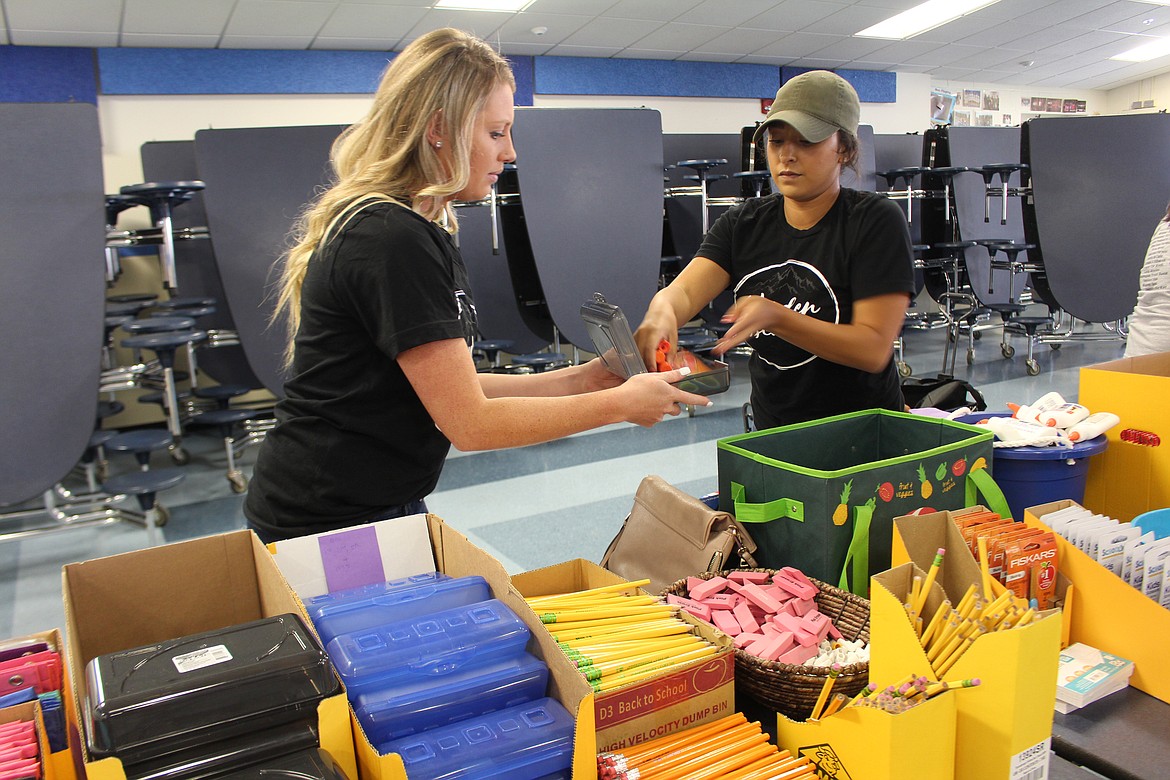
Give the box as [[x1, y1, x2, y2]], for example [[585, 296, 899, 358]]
[[325, 599, 531, 695], [377, 697, 573, 780], [354, 651, 549, 745], [305, 573, 491, 645]]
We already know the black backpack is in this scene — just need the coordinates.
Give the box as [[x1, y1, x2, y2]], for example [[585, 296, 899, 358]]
[[901, 374, 987, 412]]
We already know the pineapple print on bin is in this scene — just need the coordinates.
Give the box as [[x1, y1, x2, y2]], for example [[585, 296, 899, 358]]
[[870, 460, 962, 514]]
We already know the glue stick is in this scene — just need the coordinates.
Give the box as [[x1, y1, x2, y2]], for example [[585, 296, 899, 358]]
[[1066, 412, 1121, 442], [1036, 402, 1089, 429], [1006, 391, 1065, 422]]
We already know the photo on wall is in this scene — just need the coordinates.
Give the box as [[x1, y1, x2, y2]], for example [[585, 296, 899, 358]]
[[962, 89, 981, 108], [975, 113, 993, 127], [1030, 97, 1046, 111], [1003, 114, 1013, 126], [930, 89, 957, 124], [1045, 97, 1062, 112], [953, 110, 972, 126], [1062, 99, 1078, 113], [983, 91, 1000, 111]]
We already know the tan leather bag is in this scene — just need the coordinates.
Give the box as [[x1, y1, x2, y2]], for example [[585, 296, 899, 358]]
[[601, 475, 758, 594]]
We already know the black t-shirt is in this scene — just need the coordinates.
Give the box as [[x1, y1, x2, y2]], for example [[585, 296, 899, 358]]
[[698, 188, 914, 428], [244, 200, 478, 538]]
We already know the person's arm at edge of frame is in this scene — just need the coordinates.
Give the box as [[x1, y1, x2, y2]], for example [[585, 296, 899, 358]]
[[633, 258, 732, 370], [398, 338, 711, 451], [711, 291, 910, 374]]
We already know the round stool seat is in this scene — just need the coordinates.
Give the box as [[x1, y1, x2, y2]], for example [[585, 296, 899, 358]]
[[97, 400, 125, 419], [932, 241, 976, 252], [155, 296, 216, 310], [122, 330, 207, 352], [119, 180, 205, 220], [676, 159, 728, 174], [473, 339, 515, 354], [89, 429, 118, 448], [189, 408, 259, 428], [107, 292, 157, 305], [683, 174, 728, 183], [1010, 315, 1052, 329], [878, 166, 926, 187], [928, 166, 969, 179], [733, 170, 772, 181], [984, 303, 1026, 317], [150, 305, 216, 320], [512, 352, 568, 372], [103, 467, 186, 498], [986, 242, 1035, 259], [978, 162, 1029, 182], [106, 300, 153, 318], [122, 316, 197, 335], [105, 194, 142, 226], [105, 315, 132, 331], [106, 429, 173, 454], [138, 390, 192, 407], [193, 384, 252, 403]]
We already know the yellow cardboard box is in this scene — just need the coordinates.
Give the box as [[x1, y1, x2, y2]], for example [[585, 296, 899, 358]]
[[1079, 352, 1170, 520], [0, 699, 56, 780], [511, 559, 736, 755], [877, 511, 1061, 780], [62, 531, 357, 780], [1025, 499, 1170, 704], [773, 687, 956, 780], [268, 515, 603, 780]]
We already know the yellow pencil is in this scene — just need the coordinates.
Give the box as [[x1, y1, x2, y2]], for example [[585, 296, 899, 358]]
[[525, 579, 651, 605], [920, 599, 952, 648], [820, 692, 849, 718], [912, 547, 946, 618], [809, 663, 842, 720], [978, 536, 993, 601]]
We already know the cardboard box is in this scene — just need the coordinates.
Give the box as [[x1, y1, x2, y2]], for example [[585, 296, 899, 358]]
[[1079, 353, 1170, 520], [62, 531, 358, 780], [511, 559, 736, 755], [1025, 499, 1170, 704], [0, 699, 57, 780], [268, 515, 603, 780], [773, 688, 956, 780], [877, 511, 1061, 780], [27, 628, 79, 780]]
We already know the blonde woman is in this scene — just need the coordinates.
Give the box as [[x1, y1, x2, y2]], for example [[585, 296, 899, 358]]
[[245, 29, 706, 542]]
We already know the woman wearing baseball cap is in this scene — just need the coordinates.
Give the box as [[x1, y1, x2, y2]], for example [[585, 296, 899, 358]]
[[635, 70, 915, 429]]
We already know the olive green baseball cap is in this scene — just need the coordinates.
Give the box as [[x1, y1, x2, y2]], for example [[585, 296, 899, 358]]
[[753, 70, 860, 145]]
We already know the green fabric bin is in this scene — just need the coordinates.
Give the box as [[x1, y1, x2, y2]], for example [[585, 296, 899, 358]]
[[717, 409, 997, 596]]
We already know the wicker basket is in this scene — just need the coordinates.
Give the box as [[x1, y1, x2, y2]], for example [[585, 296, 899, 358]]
[[662, 568, 870, 720]]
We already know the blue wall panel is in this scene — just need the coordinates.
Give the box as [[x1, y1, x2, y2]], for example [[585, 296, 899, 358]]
[[508, 55, 534, 106], [536, 57, 779, 99], [98, 48, 395, 95], [781, 65, 896, 103], [0, 46, 97, 103]]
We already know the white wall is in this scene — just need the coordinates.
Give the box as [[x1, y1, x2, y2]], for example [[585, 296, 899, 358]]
[[1104, 71, 1170, 114]]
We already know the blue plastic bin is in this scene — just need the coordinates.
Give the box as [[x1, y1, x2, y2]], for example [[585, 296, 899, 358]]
[[956, 412, 1108, 520]]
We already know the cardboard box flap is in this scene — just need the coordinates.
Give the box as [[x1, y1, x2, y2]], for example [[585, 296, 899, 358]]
[[891, 510, 987, 602], [63, 532, 261, 662]]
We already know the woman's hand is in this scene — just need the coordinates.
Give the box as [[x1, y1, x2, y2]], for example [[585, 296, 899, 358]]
[[633, 315, 676, 372], [711, 295, 788, 356], [617, 368, 711, 427]]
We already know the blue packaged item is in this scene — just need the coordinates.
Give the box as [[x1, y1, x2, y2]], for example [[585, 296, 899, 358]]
[[377, 697, 574, 780], [354, 651, 549, 745], [327, 600, 530, 694], [307, 573, 490, 645]]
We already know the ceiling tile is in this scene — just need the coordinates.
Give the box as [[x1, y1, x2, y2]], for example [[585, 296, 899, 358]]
[[494, 12, 594, 44], [742, 0, 848, 32], [620, 47, 687, 59], [604, 0, 701, 23], [674, 0, 787, 27], [695, 27, 788, 55], [317, 4, 429, 38], [803, 6, 897, 36], [122, 0, 235, 35], [628, 23, 729, 51], [119, 32, 224, 47], [225, 1, 336, 37], [497, 41, 557, 55], [543, 44, 627, 57], [560, 16, 664, 48], [753, 30, 841, 58], [529, 0, 624, 14], [806, 34, 891, 60], [9, 29, 119, 46], [308, 36, 400, 49], [5, 0, 121, 32], [403, 8, 513, 40], [676, 50, 741, 62]]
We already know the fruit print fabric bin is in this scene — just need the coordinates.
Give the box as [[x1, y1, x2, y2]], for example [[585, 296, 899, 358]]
[[717, 409, 994, 596]]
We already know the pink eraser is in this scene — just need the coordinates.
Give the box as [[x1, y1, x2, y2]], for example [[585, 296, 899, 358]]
[[667, 594, 712, 622], [733, 601, 761, 634], [745, 636, 773, 656], [689, 576, 729, 601], [827, 622, 843, 640], [801, 612, 832, 641], [741, 582, 783, 614], [711, 609, 741, 636], [757, 631, 797, 661], [761, 622, 781, 636], [763, 585, 792, 603], [793, 628, 820, 647], [772, 571, 818, 600], [701, 593, 738, 609], [724, 579, 746, 594], [781, 566, 815, 587], [686, 576, 707, 593], [789, 598, 816, 616], [774, 612, 805, 634], [734, 632, 765, 649], [777, 643, 818, 665], [728, 570, 772, 584]]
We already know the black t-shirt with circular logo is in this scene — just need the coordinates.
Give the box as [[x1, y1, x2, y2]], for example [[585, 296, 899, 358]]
[[698, 188, 914, 428], [245, 200, 477, 538]]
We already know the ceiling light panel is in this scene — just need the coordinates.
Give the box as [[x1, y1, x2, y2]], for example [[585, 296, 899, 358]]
[[856, 0, 1002, 40], [434, 0, 534, 11]]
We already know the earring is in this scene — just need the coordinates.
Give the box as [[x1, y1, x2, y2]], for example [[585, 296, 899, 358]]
[[434, 141, 443, 149]]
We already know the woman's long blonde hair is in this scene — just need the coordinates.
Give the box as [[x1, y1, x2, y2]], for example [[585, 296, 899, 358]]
[[274, 28, 515, 366]]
